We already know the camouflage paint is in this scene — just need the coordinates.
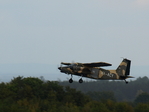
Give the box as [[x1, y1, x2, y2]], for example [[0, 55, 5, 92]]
[[58, 59, 133, 83]]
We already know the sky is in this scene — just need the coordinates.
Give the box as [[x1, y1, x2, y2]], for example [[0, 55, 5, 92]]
[[0, 0, 149, 81]]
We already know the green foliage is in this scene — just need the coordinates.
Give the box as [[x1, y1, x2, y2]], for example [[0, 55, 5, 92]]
[[1, 76, 149, 112], [0, 76, 90, 112], [135, 103, 149, 112], [59, 76, 149, 101], [115, 102, 134, 112], [134, 93, 149, 104], [86, 91, 116, 102], [83, 101, 110, 112], [104, 100, 116, 112]]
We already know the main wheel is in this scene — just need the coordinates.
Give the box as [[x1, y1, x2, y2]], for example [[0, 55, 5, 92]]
[[69, 78, 73, 83], [126, 81, 128, 84], [79, 78, 83, 83]]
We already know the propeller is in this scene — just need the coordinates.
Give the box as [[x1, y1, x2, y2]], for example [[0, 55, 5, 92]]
[[69, 61, 76, 70], [58, 63, 63, 70]]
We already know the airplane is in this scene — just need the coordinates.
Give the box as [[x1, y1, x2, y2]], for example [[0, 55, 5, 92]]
[[58, 58, 134, 84]]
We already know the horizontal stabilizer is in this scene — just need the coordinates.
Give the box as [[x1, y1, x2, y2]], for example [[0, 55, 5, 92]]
[[120, 75, 134, 79]]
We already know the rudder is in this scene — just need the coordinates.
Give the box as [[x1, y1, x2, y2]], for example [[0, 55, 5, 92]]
[[116, 59, 131, 76]]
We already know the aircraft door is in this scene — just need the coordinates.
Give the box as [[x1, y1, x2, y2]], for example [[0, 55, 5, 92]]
[[91, 68, 99, 78]]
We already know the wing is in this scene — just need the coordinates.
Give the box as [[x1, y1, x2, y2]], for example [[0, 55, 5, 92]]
[[61, 62, 71, 65], [82, 62, 112, 67]]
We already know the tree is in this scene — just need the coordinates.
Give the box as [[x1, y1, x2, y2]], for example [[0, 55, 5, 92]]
[[0, 76, 91, 111], [83, 101, 110, 112], [86, 91, 116, 102], [115, 102, 134, 112], [135, 103, 149, 112], [134, 93, 149, 104]]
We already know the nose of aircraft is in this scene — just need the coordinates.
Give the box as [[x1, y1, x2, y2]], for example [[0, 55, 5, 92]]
[[58, 67, 61, 70]]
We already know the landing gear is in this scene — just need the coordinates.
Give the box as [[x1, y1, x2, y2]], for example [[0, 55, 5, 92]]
[[69, 75, 73, 83], [68, 75, 84, 83], [79, 78, 83, 83], [69, 78, 73, 83], [124, 79, 128, 84]]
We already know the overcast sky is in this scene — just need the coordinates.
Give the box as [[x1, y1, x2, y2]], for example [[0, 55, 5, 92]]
[[0, 0, 149, 67]]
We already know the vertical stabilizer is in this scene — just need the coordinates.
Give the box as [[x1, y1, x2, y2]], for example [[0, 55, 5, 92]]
[[116, 59, 131, 76]]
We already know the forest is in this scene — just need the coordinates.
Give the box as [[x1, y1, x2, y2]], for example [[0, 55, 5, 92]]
[[59, 76, 149, 101], [0, 76, 149, 112]]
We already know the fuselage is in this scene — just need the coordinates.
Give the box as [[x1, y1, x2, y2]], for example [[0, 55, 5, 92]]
[[58, 59, 133, 84], [58, 66, 125, 80]]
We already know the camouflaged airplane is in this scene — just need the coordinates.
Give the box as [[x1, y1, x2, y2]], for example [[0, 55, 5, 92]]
[[58, 58, 134, 84]]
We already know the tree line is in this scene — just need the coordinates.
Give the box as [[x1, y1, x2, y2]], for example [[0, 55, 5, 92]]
[[59, 76, 149, 101], [0, 76, 149, 112]]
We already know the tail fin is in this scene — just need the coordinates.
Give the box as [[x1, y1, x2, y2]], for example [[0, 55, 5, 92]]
[[116, 59, 131, 76]]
